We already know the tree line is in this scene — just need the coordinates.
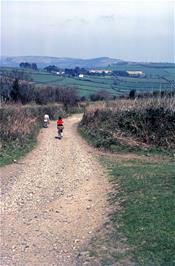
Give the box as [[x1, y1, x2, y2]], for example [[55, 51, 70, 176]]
[[0, 76, 78, 107], [19, 62, 38, 70]]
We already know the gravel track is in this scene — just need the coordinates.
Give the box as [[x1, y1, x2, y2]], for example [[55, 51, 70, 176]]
[[0, 114, 109, 266]]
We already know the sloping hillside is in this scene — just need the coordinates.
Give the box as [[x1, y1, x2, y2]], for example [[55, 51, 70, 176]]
[[0, 56, 123, 68]]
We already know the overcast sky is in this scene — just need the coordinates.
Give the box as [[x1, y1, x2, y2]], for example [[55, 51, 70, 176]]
[[1, 0, 175, 62]]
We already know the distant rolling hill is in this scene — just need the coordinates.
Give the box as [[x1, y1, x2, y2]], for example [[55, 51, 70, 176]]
[[0, 56, 123, 68]]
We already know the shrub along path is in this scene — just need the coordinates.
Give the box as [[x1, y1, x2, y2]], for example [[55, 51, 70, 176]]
[[0, 114, 110, 266]]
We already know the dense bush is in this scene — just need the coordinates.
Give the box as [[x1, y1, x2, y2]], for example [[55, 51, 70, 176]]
[[90, 89, 112, 101], [80, 98, 175, 149]]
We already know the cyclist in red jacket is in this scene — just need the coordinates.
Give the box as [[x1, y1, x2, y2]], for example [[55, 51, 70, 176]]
[[57, 117, 63, 126], [57, 117, 64, 138]]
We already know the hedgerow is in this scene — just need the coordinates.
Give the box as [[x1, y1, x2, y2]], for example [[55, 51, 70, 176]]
[[80, 98, 175, 149]]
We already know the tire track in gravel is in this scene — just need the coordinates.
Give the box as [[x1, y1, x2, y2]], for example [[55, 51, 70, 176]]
[[0, 114, 110, 266]]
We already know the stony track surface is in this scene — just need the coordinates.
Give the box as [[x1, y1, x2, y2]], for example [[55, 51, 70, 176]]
[[0, 114, 109, 266]]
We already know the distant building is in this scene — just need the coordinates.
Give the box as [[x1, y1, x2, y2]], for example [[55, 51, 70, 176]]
[[89, 69, 112, 74], [56, 71, 64, 75], [79, 74, 84, 78], [126, 71, 145, 77]]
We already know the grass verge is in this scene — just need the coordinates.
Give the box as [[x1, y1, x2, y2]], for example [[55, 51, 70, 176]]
[[98, 156, 175, 265]]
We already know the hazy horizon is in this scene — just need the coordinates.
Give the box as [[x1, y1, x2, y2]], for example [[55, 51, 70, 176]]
[[1, 55, 175, 64], [1, 0, 175, 63]]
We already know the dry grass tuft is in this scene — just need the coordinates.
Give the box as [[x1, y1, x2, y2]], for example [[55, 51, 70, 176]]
[[86, 97, 175, 113], [0, 106, 37, 147]]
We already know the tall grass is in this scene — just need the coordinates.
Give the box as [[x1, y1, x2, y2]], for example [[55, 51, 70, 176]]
[[85, 98, 175, 113], [0, 107, 36, 145]]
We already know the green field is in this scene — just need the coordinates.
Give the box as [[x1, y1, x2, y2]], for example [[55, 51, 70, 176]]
[[102, 62, 175, 76], [24, 73, 175, 97], [0, 63, 175, 97]]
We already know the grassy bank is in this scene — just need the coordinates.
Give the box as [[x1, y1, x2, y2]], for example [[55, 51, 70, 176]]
[[0, 103, 65, 166], [0, 125, 39, 166], [79, 98, 175, 156]]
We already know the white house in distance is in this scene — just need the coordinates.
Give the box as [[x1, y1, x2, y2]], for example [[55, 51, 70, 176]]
[[89, 69, 112, 74], [56, 71, 65, 75], [126, 71, 145, 77], [79, 74, 84, 78]]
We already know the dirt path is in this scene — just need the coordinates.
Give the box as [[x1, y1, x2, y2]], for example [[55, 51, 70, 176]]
[[0, 114, 109, 266]]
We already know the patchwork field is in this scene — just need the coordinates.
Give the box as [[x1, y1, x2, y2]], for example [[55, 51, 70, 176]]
[[0, 62, 174, 97], [26, 75, 174, 97]]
